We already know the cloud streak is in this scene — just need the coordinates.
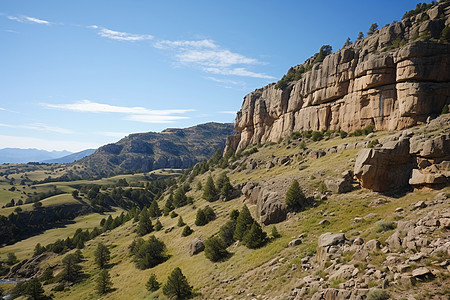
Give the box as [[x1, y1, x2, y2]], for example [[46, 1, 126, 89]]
[[7, 15, 50, 25], [155, 38, 273, 79], [0, 134, 99, 152], [42, 100, 193, 124], [89, 25, 154, 41]]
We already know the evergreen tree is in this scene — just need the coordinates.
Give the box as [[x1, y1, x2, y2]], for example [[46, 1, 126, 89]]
[[233, 205, 254, 241], [367, 23, 378, 36], [356, 31, 364, 41], [137, 208, 153, 236], [195, 209, 207, 226], [74, 249, 84, 263], [131, 236, 167, 269], [182, 225, 193, 237], [40, 268, 53, 282], [164, 194, 174, 216], [219, 220, 236, 246], [162, 267, 193, 299], [442, 104, 449, 114], [440, 25, 450, 43], [230, 209, 239, 221], [243, 222, 267, 249], [271, 226, 281, 239], [148, 200, 161, 218], [33, 243, 45, 257], [285, 179, 306, 211], [61, 253, 82, 283], [215, 172, 228, 191], [196, 181, 202, 191], [173, 188, 187, 208], [25, 278, 46, 300], [204, 236, 229, 262], [343, 37, 352, 47], [203, 206, 216, 222], [202, 176, 217, 201], [7, 253, 17, 265], [96, 269, 112, 295], [146, 273, 161, 292], [94, 243, 110, 269], [177, 216, 185, 227], [154, 219, 163, 231], [220, 180, 233, 200]]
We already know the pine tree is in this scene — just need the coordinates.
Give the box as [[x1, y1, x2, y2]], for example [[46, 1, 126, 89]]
[[243, 222, 267, 249], [219, 220, 236, 246], [233, 205, 254, 241], [215, 172, 228, 191], [94, 243, 110, 269], [271, 226, 281, 239], [148, 200, 161, 218], [220, 180, 233, 200], [343, 37, 352, 47], [175, 216, 184, 227], [367, 23, 378, 36], [195, 209, 207, 226], [204, 235, 229, 262], [96, 269, 112, 295], [442, 104, 449, 114], [203, 206, 216, 222], [181, 225, 193, 237], [154, 219, 163, 231], [146, 273, 161, 292], [25, 278, 46, 300], [202, 176, 217, 201], [164, 194, 174, 216], [356, 31, 364, 41], [162, 267, 193, 299], [173, 188, 187, 208], [285, 179, 306, 212], [61, 253, 82, 283], [137, 208, 153, 236], [33, 243, 45, 256]]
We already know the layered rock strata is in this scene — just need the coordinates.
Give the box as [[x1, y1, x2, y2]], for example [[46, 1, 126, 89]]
[[231, 2, 450, 151]]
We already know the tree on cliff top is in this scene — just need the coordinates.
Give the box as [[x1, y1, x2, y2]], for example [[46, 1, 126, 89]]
[[367, 23, 378, 36]]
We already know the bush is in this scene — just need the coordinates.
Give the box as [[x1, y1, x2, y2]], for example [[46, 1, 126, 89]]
[[177, 216, 185, 227], [182, 225, 193, 237], [368, 139, 379, 148], [94, 243, 110, 269], [146, 274, 161, 292], [170, 211, 178, 218], [376, 220, 396, 233], [204, 236, 229, 262], [442, 104, 449, 115], [339, 130, 348, 138], [285, 180, 307, 211], [96, 269, 112, 295], [366, 288, 390, 300], [195, 209, 207, 226], [129, 236, 167, 269], [311, 131, 323, 142], [154, 219, 163, 231], [271, 226, 281, 239], [163, 267, 193, 299], [440, 26, 450, 43]]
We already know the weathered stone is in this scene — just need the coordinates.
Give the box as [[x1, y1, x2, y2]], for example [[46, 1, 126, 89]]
[[412, 266, 432, 278], [256, 189, 287, 225], [328, 264, 356, 281], [288, 238, 302, 247], [363, 239, 381, 251], [325, 178, 352, 194], [318, 232, 346, 248], [189, 237, 204, 256]]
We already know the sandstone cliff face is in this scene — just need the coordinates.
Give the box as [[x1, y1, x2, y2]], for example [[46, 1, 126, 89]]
[[232, 2, 450, 151]]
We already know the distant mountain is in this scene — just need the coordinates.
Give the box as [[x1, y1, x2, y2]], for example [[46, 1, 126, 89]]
[[76, 122, 235, 177], [0, 148, 72, 164], [42, 149, 97, 164]]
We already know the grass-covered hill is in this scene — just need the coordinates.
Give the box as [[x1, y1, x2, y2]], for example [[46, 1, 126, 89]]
[[1, 115, 448, 299], [74, 122, 235, 178]]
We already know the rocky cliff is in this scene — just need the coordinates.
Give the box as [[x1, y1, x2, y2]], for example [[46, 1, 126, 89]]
[[230, 1, 450, 151]]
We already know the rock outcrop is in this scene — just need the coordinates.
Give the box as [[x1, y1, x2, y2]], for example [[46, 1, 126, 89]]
[[354, 114, 449, 192], [229, 1, 450, 152]]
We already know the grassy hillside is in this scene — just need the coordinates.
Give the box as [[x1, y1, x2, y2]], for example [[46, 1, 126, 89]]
[[2, 123, 447, 299]]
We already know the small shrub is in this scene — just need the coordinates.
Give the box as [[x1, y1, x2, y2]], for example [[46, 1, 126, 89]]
[[271, 226, 281, 239], [311, 131, 324, 142], [368, 139, 379, 148], [440, 26, 450, 43], [442, 104, 449, 115], [339, 130, 348, 138], [170, 211, 178, 218], [366, 288, 390, 300], [204, 236, 229, 262], [376, 220, 396, 232], [182, 225, 193, 237], [146, 274, 161, 292]]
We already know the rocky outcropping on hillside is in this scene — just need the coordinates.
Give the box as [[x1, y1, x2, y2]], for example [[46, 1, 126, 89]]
[[229, 1, 450, 151], [76, 122, 234, 176], [354, 114, 450, 192]]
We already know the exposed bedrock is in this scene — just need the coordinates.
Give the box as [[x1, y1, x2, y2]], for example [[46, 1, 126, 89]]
[[230, 2, 450, 151]]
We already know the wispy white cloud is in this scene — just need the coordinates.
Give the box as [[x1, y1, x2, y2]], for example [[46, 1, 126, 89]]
[[90, 25, 153, 41], [155, 39, 217, 49], [0, 122, 73, 134], [0, 108, 5, 111], [41, 100, 193, 124], [204, 67, 274, 79], [156, 38, 273, 79], [4, 29, 19, 34], [7, 15, 50, 25], [218, 111, 237, 115]]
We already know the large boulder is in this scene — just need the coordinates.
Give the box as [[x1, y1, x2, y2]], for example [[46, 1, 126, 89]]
[[189, 238, 204, 256], [354, 137, 414, 192], [256, 189, 287, 225], [324, 178, 352, 194], [318, 232, 346, 248]]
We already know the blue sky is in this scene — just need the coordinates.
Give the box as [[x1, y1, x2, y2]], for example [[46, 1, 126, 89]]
[[0, 0, 420, 152]]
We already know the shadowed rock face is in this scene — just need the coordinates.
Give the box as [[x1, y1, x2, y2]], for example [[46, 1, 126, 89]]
[[77, 122, 235, 176], [230, 1, 450, 151]]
